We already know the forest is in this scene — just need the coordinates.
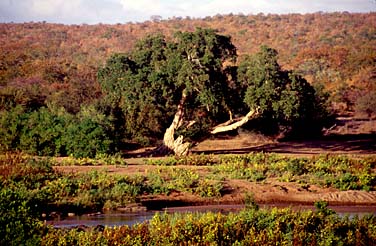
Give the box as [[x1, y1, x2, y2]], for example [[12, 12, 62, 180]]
[[1, 12, 375, 157]]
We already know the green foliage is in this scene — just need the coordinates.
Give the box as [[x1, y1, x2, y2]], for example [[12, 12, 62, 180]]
[[44, 229, 110, 246], [50, 154, 126, 166], [285, 158, 308, 176], [94, 153, 126, 166], [98, 28, 237, 144], [0, 187, 43, 245], [20, 107, 72, 156], [39, 171, 149, 210], [244, 192, 259, 210], [97, 40, 177, 143], [0, 105, 26, 151], [63, 118, 112, 158], [195, 179, 223, 198], [147, 152, 376, 191], [314, 200, 335, 216], [238, 45, 332, 136], [145, 166, 223, 197], [0, 105, 117, 157], [0, 154, 144, 212], [146, 154, 217, 166], [210, 153, 376, 191]]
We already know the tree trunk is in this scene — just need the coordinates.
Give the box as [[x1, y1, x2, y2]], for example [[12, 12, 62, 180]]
[[155, 95, 259, 156], [154, 90, 191, 156]]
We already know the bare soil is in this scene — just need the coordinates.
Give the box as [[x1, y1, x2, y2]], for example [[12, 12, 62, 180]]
[[56, 163, 376, 209], [55, 117, 376, 209]]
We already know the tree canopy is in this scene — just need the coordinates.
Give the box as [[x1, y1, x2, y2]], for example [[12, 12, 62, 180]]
[[98, 28, 332, 155], [98, 29, 236, 142], [238, 45, 332, 137]]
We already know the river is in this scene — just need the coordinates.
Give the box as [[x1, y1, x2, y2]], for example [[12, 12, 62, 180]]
[[48, 204, 376, 228]]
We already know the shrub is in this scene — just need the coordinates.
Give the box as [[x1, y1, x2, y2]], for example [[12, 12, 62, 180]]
[[0, 106, 26, 151], [19, 107, 72, 156], [0, 187, 43, 246], [63, 118, 113, 158]]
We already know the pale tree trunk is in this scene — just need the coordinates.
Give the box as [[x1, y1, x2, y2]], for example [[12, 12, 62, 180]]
[[154, 90, 191, 156], [154, 105, 259, 156]]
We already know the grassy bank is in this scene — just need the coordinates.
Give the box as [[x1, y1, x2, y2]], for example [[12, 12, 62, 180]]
[[1, 152, 375, 244]]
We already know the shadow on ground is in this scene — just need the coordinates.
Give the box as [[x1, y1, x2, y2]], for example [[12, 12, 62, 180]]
[[123, 133, 376, 158], [192, 134, 376, 156]]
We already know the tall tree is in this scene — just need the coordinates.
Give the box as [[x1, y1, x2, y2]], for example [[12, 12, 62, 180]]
[[98, 30, 330, 156], [98, 28, 247, 155]]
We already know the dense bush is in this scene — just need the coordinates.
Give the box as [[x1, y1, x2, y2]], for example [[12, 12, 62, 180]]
[[20, 107, 72, 156], [63, 118, 113, 158], [0, 106, 25, 151], [0, 106, 117, 158]]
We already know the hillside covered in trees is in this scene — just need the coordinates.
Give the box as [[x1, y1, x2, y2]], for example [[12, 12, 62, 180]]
[[0, 12, 375, 156]]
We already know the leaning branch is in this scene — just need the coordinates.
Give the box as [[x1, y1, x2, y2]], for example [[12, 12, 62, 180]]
[[210, 108, 260, 134]]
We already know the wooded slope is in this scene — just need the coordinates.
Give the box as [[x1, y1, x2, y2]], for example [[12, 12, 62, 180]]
[[1, 12, 375, 113]]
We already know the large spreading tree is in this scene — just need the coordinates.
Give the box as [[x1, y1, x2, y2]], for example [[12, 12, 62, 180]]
[[98, 28, 331, 156]]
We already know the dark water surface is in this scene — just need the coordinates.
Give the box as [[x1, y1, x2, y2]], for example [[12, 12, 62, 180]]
[[48, 204, 376, 228]]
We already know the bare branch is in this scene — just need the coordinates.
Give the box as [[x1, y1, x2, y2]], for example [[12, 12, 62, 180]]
[[186, 120, 197, 128], [210, 108, 260, 134]]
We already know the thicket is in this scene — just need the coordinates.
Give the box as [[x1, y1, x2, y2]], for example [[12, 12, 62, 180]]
[[0, 105, 119, 157]]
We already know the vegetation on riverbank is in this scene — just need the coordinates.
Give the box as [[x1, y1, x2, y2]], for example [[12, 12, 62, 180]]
[[40, 203, 376, 245], [1, 152, 375, 244], [147, 153, 376, 191]]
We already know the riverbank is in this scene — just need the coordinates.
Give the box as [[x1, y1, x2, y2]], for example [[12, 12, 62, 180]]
[[54, 152, 376, 211], [2, 151, 376, 245]]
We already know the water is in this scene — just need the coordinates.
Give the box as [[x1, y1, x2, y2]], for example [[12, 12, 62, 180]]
[[47, 204, 376, 228], [48, 212, 156, 228]]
